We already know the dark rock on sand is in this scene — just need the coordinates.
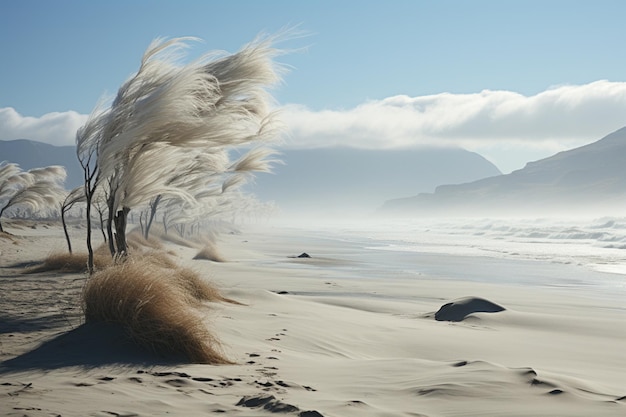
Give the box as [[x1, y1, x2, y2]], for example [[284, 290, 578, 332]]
[[236, 394, 302, 413], [435, 296, 505, 322], [236, 395, 276, 408], [287, 252, 312, 259], [299, 411, 325, 417]]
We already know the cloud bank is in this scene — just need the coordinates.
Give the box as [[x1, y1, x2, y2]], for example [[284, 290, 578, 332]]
[[283, 80, 626, 152], [0, 107, 87, 147], [2, 80, 626, 171]]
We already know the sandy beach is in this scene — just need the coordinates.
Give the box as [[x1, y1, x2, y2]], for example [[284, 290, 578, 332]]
[[1, 218, 626, 416]]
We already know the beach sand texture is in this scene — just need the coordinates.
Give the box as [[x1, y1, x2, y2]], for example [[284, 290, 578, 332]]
[[1, 219, 625, 417]]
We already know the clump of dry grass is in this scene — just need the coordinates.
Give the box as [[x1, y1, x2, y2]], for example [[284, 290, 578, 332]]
[[82, 257, 233, 364], [127, 229, 164, 251], [173, 267, 242, 305], [25, 252, 112, 274], [133, 251, 179, 269], [193, 242, 226, 263], [94, 242, 113, 257], [156, 231, 196, 248]]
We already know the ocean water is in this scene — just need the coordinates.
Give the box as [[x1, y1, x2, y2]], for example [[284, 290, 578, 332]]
[[301, 216, 626, 295]]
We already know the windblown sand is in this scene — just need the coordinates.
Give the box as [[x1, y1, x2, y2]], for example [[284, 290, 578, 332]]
[[1, 220, 625, 416]]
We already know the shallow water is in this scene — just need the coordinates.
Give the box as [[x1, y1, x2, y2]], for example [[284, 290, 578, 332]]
[[283, 216, 626, 297]]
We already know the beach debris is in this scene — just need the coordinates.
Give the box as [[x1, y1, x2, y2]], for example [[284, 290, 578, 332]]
[[236, 394, 299, 412], [287, 252, 312, 259], [299, 411, 325, 417], [434, 296, 505, 322]]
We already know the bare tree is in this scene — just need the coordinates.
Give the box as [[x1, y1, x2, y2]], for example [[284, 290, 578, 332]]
[[61, 186, 85, 253], [76, 105, 108, 272]]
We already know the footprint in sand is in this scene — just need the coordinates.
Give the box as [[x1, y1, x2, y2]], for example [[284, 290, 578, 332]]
[[191, 377, 215, 382], [165, 378, 190, 388]]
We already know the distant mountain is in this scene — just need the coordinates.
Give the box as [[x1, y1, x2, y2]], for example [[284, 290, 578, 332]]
[[0, 139, 82, 189], [0, 139, 503, 214], [381, 127, 626, 216], [251, 147, 501, 214]]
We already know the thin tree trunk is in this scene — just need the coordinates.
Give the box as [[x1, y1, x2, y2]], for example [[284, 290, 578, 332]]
[[139, 212, 145, 238], [106, 194, 116, 257], [98, 208, 107, 243], [145, 194, 162, 239], [61, 207, 72, 253], [114, 207, 130, 257], [85, 194, 94, 273]]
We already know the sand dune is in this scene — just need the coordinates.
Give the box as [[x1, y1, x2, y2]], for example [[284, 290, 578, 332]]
[[1, 220, 625, 416]]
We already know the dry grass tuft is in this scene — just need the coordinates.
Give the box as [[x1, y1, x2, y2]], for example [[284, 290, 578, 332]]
[[156, 232, 196, 248], [193, 242, 226, 263], [133, 251, 179, 269], [25, 252, 112, 274], [94, 243, 113, 257], [127, 229, 164, 251], [173, 267, 243, 305], [82, 257, 233, 364]]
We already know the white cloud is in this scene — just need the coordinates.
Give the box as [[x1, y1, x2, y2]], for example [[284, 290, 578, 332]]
[[282, 80, 626, 154], [0, 107, 87, 146], [3, 80, 626, 172]]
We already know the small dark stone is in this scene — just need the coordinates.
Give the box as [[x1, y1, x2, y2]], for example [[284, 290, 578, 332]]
[[236, 395, 276, 408], [264, 401, 299, 413], [299, 411, 325, 417], [297, 252, 311, 258], [191, 377, 214, 382]]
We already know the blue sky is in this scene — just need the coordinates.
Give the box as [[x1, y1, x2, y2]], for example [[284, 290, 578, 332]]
[[2, 0, 626, 173]]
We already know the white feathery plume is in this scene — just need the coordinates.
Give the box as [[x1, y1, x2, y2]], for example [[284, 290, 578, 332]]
[[0, 162, 21, 186], [1, 163, 31, 200], [75, 33, 289, 250], [76, 99, 110, 160], [229, 147, 280, 174], [63, 185, 87, 207], [116, 143, 198, 210], [95, 35, 285, 216], [221, 174, 247, 193], [0, 165, 67, 220], [28, 165, 67, 185]]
